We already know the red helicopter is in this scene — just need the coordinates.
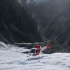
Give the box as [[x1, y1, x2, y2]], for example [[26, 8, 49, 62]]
[[14, 40, 52, 56]]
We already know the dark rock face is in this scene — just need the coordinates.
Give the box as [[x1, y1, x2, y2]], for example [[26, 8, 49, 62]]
[[0, 0, 43, 44], [23, 0, 70, 52]]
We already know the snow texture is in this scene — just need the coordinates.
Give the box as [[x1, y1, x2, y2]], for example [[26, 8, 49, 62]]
[[0, 43, 70, 70]]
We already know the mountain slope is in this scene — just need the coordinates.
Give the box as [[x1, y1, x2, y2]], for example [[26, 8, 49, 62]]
[[23, 0, 70, 52], [0, 0, 43, 44]]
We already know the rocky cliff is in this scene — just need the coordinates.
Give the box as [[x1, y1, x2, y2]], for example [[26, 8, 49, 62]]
[[21, 0, 70, 52], [0, 0, 43, 44]]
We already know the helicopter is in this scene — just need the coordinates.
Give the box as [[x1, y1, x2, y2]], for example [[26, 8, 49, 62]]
[[14, 40, 52, 56]]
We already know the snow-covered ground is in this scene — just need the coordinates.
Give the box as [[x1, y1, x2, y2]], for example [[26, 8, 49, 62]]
[[0, 43, 70, 70]]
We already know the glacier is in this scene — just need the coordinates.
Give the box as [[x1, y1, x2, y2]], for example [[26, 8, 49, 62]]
[[0, 42, 70, 70]]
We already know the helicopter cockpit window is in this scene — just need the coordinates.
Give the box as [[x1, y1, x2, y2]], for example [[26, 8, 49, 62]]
[[30, 49, 36, 53]]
